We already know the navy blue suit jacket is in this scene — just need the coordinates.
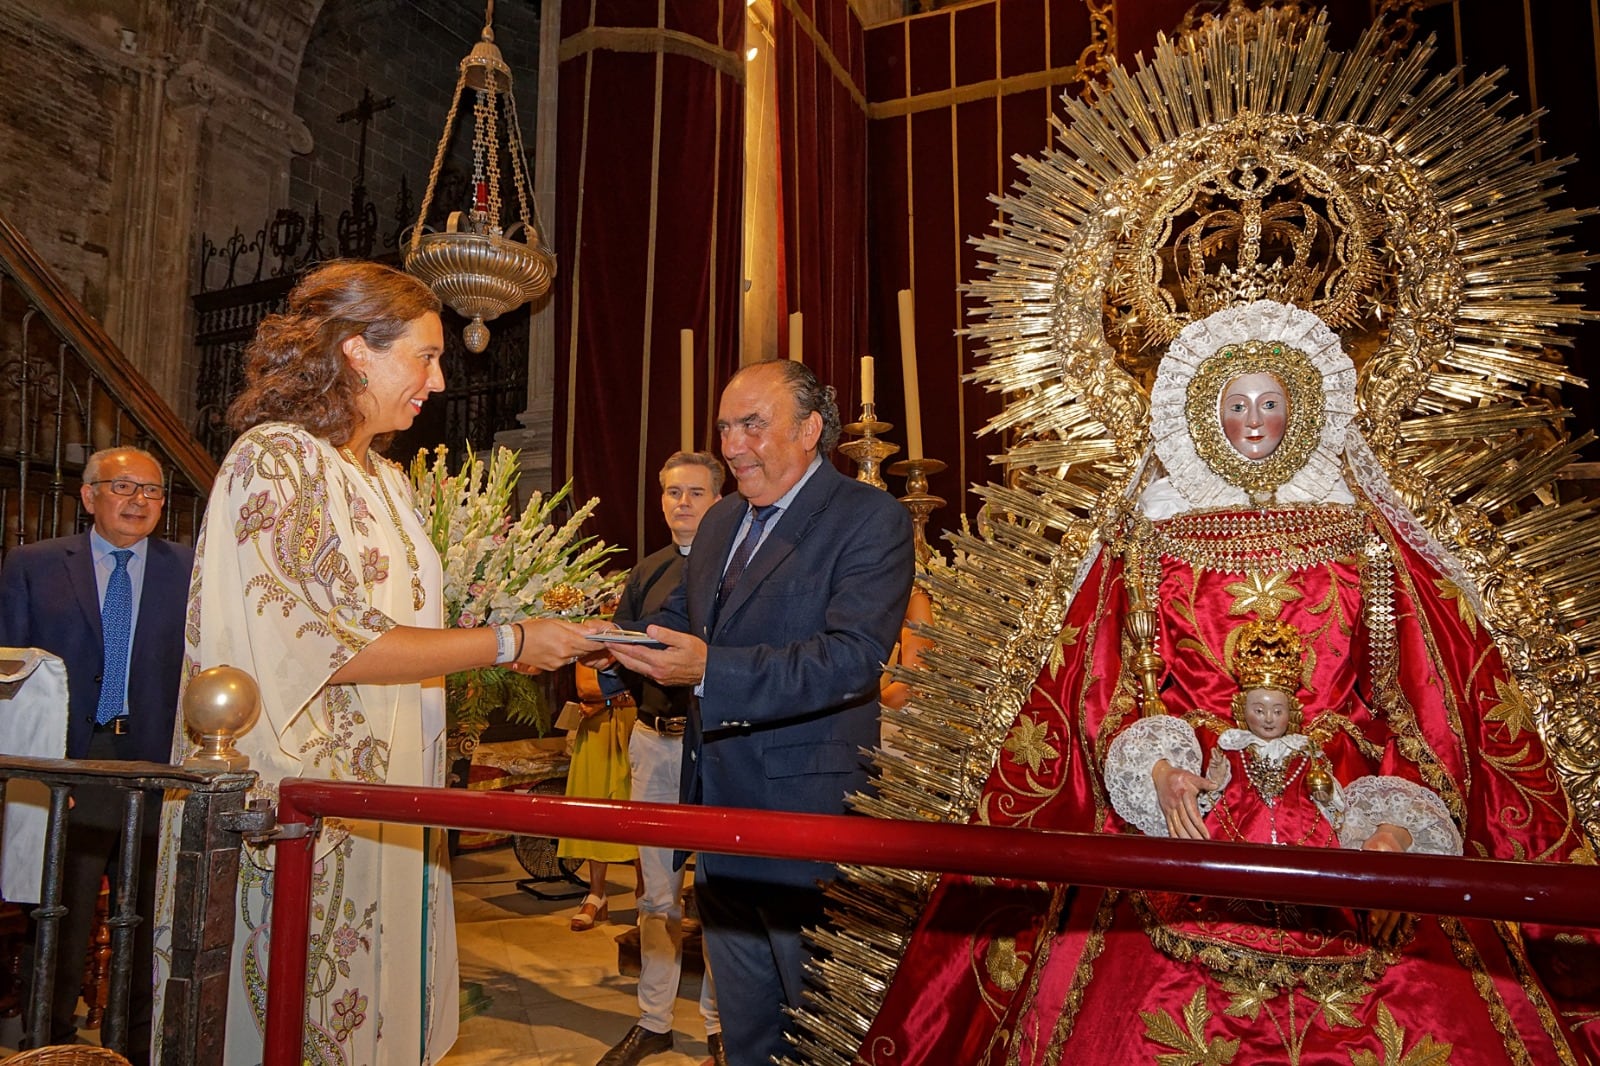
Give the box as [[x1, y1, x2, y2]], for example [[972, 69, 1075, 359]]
[[0, 533, 193, 763], [649, 460, 914, 888]]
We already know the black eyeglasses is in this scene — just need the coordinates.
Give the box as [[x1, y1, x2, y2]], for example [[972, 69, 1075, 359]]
[[90, 479, 166, 500]]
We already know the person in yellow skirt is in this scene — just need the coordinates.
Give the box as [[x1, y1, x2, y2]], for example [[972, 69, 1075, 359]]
[[557, 661, 639, 930]]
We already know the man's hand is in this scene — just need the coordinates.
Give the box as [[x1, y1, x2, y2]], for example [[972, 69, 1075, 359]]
[[606, 625, 707, 687], [1153, 758, 1217, 840]]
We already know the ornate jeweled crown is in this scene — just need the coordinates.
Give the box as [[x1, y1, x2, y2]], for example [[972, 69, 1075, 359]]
[[1232, 618, 1305, 694]]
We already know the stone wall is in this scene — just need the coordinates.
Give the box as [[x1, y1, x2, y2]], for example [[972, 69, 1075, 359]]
[[0, 2, 146, 320], [0, 0, 319, 420]]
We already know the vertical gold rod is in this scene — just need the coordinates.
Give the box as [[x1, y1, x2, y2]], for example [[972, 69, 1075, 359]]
[[947, 7, 965, 500], [1592, 0, 1600, 132], [1523, 0, 1542, 160], [825, 47, 837, 371], [791, 0, 804, 334], [903, 18, 916, 298], [997, 0, 1007, 206], [707, 0, 724, 449], [565, 0, 600, 481], [1452, 1, 1465, 88], [637, 0, 669, 556]]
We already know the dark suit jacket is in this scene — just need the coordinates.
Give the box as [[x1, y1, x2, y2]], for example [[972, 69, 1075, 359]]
[[0, 532, 194, 763], [648, 460, 914, 888], [610, 543, 690, 719]]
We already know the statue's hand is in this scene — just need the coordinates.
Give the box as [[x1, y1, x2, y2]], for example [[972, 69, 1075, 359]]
[[1153, 758, 1217, 840], [1362, 822, 1413, 943]]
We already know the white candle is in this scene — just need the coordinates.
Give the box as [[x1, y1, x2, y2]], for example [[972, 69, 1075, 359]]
[[788, 311, 803, 362], [897, 289, 923, 460], [860, 355, 875, 406], [680, 329, 694, 453]]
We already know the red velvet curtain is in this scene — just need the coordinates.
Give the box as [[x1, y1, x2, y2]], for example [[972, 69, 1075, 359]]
[[861, 0, 1090, 536], [552, 0, 745, 560], [775, 0, 868, 433]]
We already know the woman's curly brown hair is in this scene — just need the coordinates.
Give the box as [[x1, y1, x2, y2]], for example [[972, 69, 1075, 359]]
[[227, 259, 442, 445]]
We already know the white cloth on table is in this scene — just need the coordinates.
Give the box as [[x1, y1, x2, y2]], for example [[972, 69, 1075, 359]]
[[0, 648, 69, 904]]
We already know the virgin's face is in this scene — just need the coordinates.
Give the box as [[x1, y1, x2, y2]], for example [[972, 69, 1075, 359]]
[[1219, 372, 1288, 460]]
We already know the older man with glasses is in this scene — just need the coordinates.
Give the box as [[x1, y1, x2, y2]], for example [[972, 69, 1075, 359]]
[[0, 445, 194, 1064]]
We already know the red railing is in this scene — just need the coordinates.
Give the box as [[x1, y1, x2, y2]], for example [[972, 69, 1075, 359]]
[[263, 779, 1600, 1066]]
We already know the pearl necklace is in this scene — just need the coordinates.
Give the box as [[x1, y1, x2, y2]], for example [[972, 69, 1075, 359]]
[[340, 445, 425, 612]]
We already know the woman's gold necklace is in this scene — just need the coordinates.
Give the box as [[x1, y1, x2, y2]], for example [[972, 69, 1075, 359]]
[[340, 445, 425, 612]]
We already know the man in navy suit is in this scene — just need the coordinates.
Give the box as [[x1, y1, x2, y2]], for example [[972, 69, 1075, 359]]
[[609, 360, 914, 1065], [0, 445, 193, 1063]]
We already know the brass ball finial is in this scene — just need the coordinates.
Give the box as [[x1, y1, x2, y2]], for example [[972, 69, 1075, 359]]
[[182, 665, 262, 771]]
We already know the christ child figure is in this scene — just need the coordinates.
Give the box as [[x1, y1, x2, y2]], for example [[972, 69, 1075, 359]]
[[1105, 617, 1461, 863]]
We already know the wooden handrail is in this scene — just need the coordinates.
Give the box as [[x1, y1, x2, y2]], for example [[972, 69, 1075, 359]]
[[0, 209, 217, 492]]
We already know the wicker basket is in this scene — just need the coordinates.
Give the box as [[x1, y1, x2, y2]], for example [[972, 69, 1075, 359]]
[[4, 1047, 132, 1064]]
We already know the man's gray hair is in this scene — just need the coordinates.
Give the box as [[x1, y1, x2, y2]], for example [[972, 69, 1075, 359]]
[[757, 359, 842, 455]]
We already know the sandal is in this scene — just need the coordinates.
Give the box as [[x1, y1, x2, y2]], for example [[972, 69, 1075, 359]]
[[570, 893, 608, 931]]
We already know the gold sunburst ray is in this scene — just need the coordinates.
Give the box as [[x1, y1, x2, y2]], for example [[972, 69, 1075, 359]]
[[1399, 405, 1565, 442]]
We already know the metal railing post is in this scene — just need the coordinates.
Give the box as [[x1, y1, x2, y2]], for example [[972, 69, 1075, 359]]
[[99, 788, 147, 1054], [260, 789, 317, 1066], [156, 769, 254, 1066], [23, 783, 73, 1049]]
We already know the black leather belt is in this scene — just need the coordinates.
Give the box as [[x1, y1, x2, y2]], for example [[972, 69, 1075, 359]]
[[636, 710, 687, 736], [94, 717, 130, 735]]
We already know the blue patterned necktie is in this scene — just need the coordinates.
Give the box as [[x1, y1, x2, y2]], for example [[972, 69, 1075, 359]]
[[96, 548, 134, 725], [716, 503, 780, 611]]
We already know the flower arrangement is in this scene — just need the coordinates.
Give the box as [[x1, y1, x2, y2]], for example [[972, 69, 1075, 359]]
[[411, 444, 622, 740]]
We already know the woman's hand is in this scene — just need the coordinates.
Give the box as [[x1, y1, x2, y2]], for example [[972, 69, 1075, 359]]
[[1153, 758, 1216, 840], [1362, 821, 1413, 944], [513, 617, 609, 672]]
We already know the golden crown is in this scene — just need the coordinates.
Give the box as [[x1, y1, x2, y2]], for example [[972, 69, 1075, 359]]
[[1177, 194, 1331, 322], [1232, 618, 1305, 694]]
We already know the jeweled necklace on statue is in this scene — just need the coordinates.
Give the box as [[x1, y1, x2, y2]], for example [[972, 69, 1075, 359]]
[[1242, 745, 1308, 846], [341, 444, 426, 612]]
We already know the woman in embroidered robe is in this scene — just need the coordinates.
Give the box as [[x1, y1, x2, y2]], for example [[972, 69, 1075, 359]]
[[858, 301, 1599, 1065], [150, 262, 608, 1066]]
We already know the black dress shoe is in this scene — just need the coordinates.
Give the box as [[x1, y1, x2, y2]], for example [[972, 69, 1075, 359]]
[[706, 1031, 730, 1066], [597, 1023, 674, 1066]]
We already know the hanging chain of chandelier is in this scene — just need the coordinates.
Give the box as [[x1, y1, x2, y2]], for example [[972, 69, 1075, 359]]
[[406, 0, 555, 352]]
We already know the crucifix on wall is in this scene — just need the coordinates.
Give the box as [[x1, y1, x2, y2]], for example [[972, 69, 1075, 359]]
[[337, 85, 396, 258]]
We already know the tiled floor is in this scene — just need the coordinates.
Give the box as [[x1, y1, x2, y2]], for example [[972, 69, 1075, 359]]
[[444, 845, 711, 1066], [0, 844, 711, 1066]]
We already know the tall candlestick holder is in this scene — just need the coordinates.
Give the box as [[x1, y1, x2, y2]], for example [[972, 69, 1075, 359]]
[[841, 402, 900, 490], [888, 456, 947, 565]]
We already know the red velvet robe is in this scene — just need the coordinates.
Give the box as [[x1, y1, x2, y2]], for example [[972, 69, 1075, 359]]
[[857, 504, 1599, 1065]]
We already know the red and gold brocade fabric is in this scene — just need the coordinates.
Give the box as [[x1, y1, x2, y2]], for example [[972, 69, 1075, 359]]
[[855, 503, 1599, 1066]]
